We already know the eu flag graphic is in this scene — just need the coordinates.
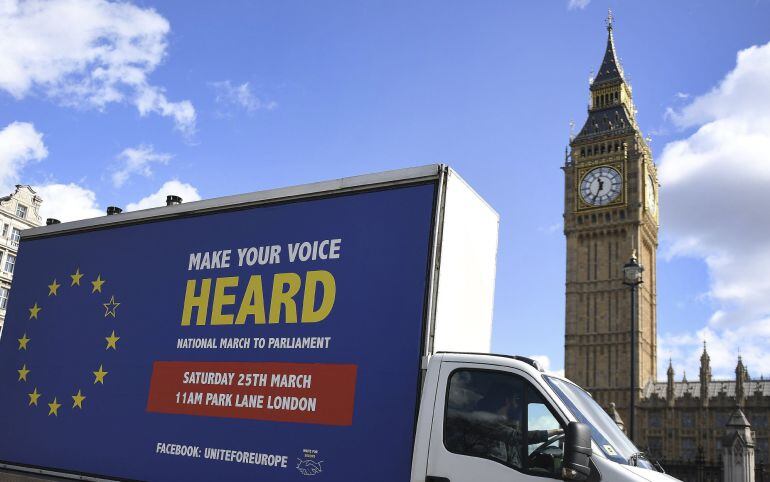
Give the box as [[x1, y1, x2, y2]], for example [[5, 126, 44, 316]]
[[13, 268, 124, 416]]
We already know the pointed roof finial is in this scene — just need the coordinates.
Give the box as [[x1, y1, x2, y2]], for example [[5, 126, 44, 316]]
[[591, 10, 625, 87]]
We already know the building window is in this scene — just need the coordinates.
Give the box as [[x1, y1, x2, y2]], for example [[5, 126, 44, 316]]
[[751, 415, 768, 428], [682, 412, 695, 428], [4, 254, 16, 274], [10, 227, 21, 247], [715, 412, 729, 427], [648, 412, 662, 428], [0, 286, 8, 310], [682, 437, 696, 461], [15, 204, 27, 219], [1, 223, 7, 237]]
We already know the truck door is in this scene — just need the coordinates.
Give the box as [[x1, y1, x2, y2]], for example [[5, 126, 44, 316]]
[[426, 362, 567, 482]]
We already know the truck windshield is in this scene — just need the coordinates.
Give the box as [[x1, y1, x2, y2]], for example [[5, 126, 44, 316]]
[[544, 376, 654, 470]]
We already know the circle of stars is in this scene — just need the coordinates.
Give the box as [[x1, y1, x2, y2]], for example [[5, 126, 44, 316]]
[[17, 268, 123, 416]]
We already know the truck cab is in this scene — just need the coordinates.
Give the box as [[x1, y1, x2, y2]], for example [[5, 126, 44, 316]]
[[412, 353, 678, 482]]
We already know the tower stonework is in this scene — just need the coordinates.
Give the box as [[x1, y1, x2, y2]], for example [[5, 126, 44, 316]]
[[563, 15, 659, 423]]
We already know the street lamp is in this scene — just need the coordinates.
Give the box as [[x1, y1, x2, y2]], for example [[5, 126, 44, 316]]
[[622, 250, 644, 443]]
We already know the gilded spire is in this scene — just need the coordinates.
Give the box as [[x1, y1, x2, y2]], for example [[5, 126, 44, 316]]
[[592, 10, 625, 87]]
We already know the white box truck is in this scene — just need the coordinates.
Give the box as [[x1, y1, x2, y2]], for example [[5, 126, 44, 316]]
[[0, 165, 675, 482]]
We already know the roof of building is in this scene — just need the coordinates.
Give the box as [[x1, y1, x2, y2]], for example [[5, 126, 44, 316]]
[[727, 407, 751, 428], [574, 104, 634, 141], [642, 379, 770, 400], [0, 185, 38, 203], [592, 24, 625, 87]]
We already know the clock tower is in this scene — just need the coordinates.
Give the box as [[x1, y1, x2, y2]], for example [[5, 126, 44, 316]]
[[563, 12, 659, 425]]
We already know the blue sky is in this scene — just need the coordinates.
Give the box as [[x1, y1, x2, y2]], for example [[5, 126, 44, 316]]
[[2, 0, 770, 381]]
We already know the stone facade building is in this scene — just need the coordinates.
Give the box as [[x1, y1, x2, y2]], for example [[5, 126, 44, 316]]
[[638, 349, 770, 467], [564, 13, 770, 476], [0, 186, 43, 336]]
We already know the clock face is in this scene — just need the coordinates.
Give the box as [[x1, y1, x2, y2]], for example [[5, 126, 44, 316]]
[[646, 173, 657, 214], [580, 166, 622, 206]]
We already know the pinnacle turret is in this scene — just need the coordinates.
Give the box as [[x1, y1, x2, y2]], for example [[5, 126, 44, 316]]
[[700, 341, 712, 406], [736, 356, 749, 406], [667, 359, 675, 406], [592, 9, 626, 88]]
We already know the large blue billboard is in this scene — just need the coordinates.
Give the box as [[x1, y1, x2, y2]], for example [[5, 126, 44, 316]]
[[0, 183, 437, 481]]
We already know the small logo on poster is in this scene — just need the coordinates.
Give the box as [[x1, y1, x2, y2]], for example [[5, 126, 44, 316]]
[[296, 449, 323, 476]]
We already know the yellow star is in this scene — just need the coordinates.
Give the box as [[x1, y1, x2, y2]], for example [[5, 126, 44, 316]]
[[28, 302, 41, 319], [103, 295, 120, 318], [71, 268, 84, 286], [48, 397, 61, 416], [48, 279, 60, 296], [17, 333, 30, 350], [105, 330, 120, 350], [72, 390, 86, 409], [17, 364, 30, 382], [28, 388, 41, 406], [91, 275, 105, 293], [93, 364, 108, 384]]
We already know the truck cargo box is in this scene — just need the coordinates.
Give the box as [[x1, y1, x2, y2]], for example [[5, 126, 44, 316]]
[[0, 164, 498, 481]]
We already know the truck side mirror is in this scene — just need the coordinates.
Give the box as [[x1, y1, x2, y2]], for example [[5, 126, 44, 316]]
[[562, 421, 592, 481]]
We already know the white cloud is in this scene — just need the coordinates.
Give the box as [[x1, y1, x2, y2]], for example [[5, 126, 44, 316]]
[[126, 180, 201, 211], [34, 183, 103, 222], [528, 355, 565, 378], [659, 41, 770, 379], [112, 145, 171, 187], [0, 121, 48, 194], [210, 81, 276, 114], [567, 0, 591, 10], [0, 122, 101, 223], [538, 222, 562, 234], [0, 0, 195, 134]]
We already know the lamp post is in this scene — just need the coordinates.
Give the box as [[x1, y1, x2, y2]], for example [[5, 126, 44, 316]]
[[622, 250, 644, 443]]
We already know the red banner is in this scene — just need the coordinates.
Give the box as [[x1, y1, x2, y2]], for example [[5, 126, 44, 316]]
[[146, 361, 357, 426]]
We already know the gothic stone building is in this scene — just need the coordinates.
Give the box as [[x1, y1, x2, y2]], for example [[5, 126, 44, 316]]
[[563, 15, 770, 471], [639, 351, 770, 468]]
